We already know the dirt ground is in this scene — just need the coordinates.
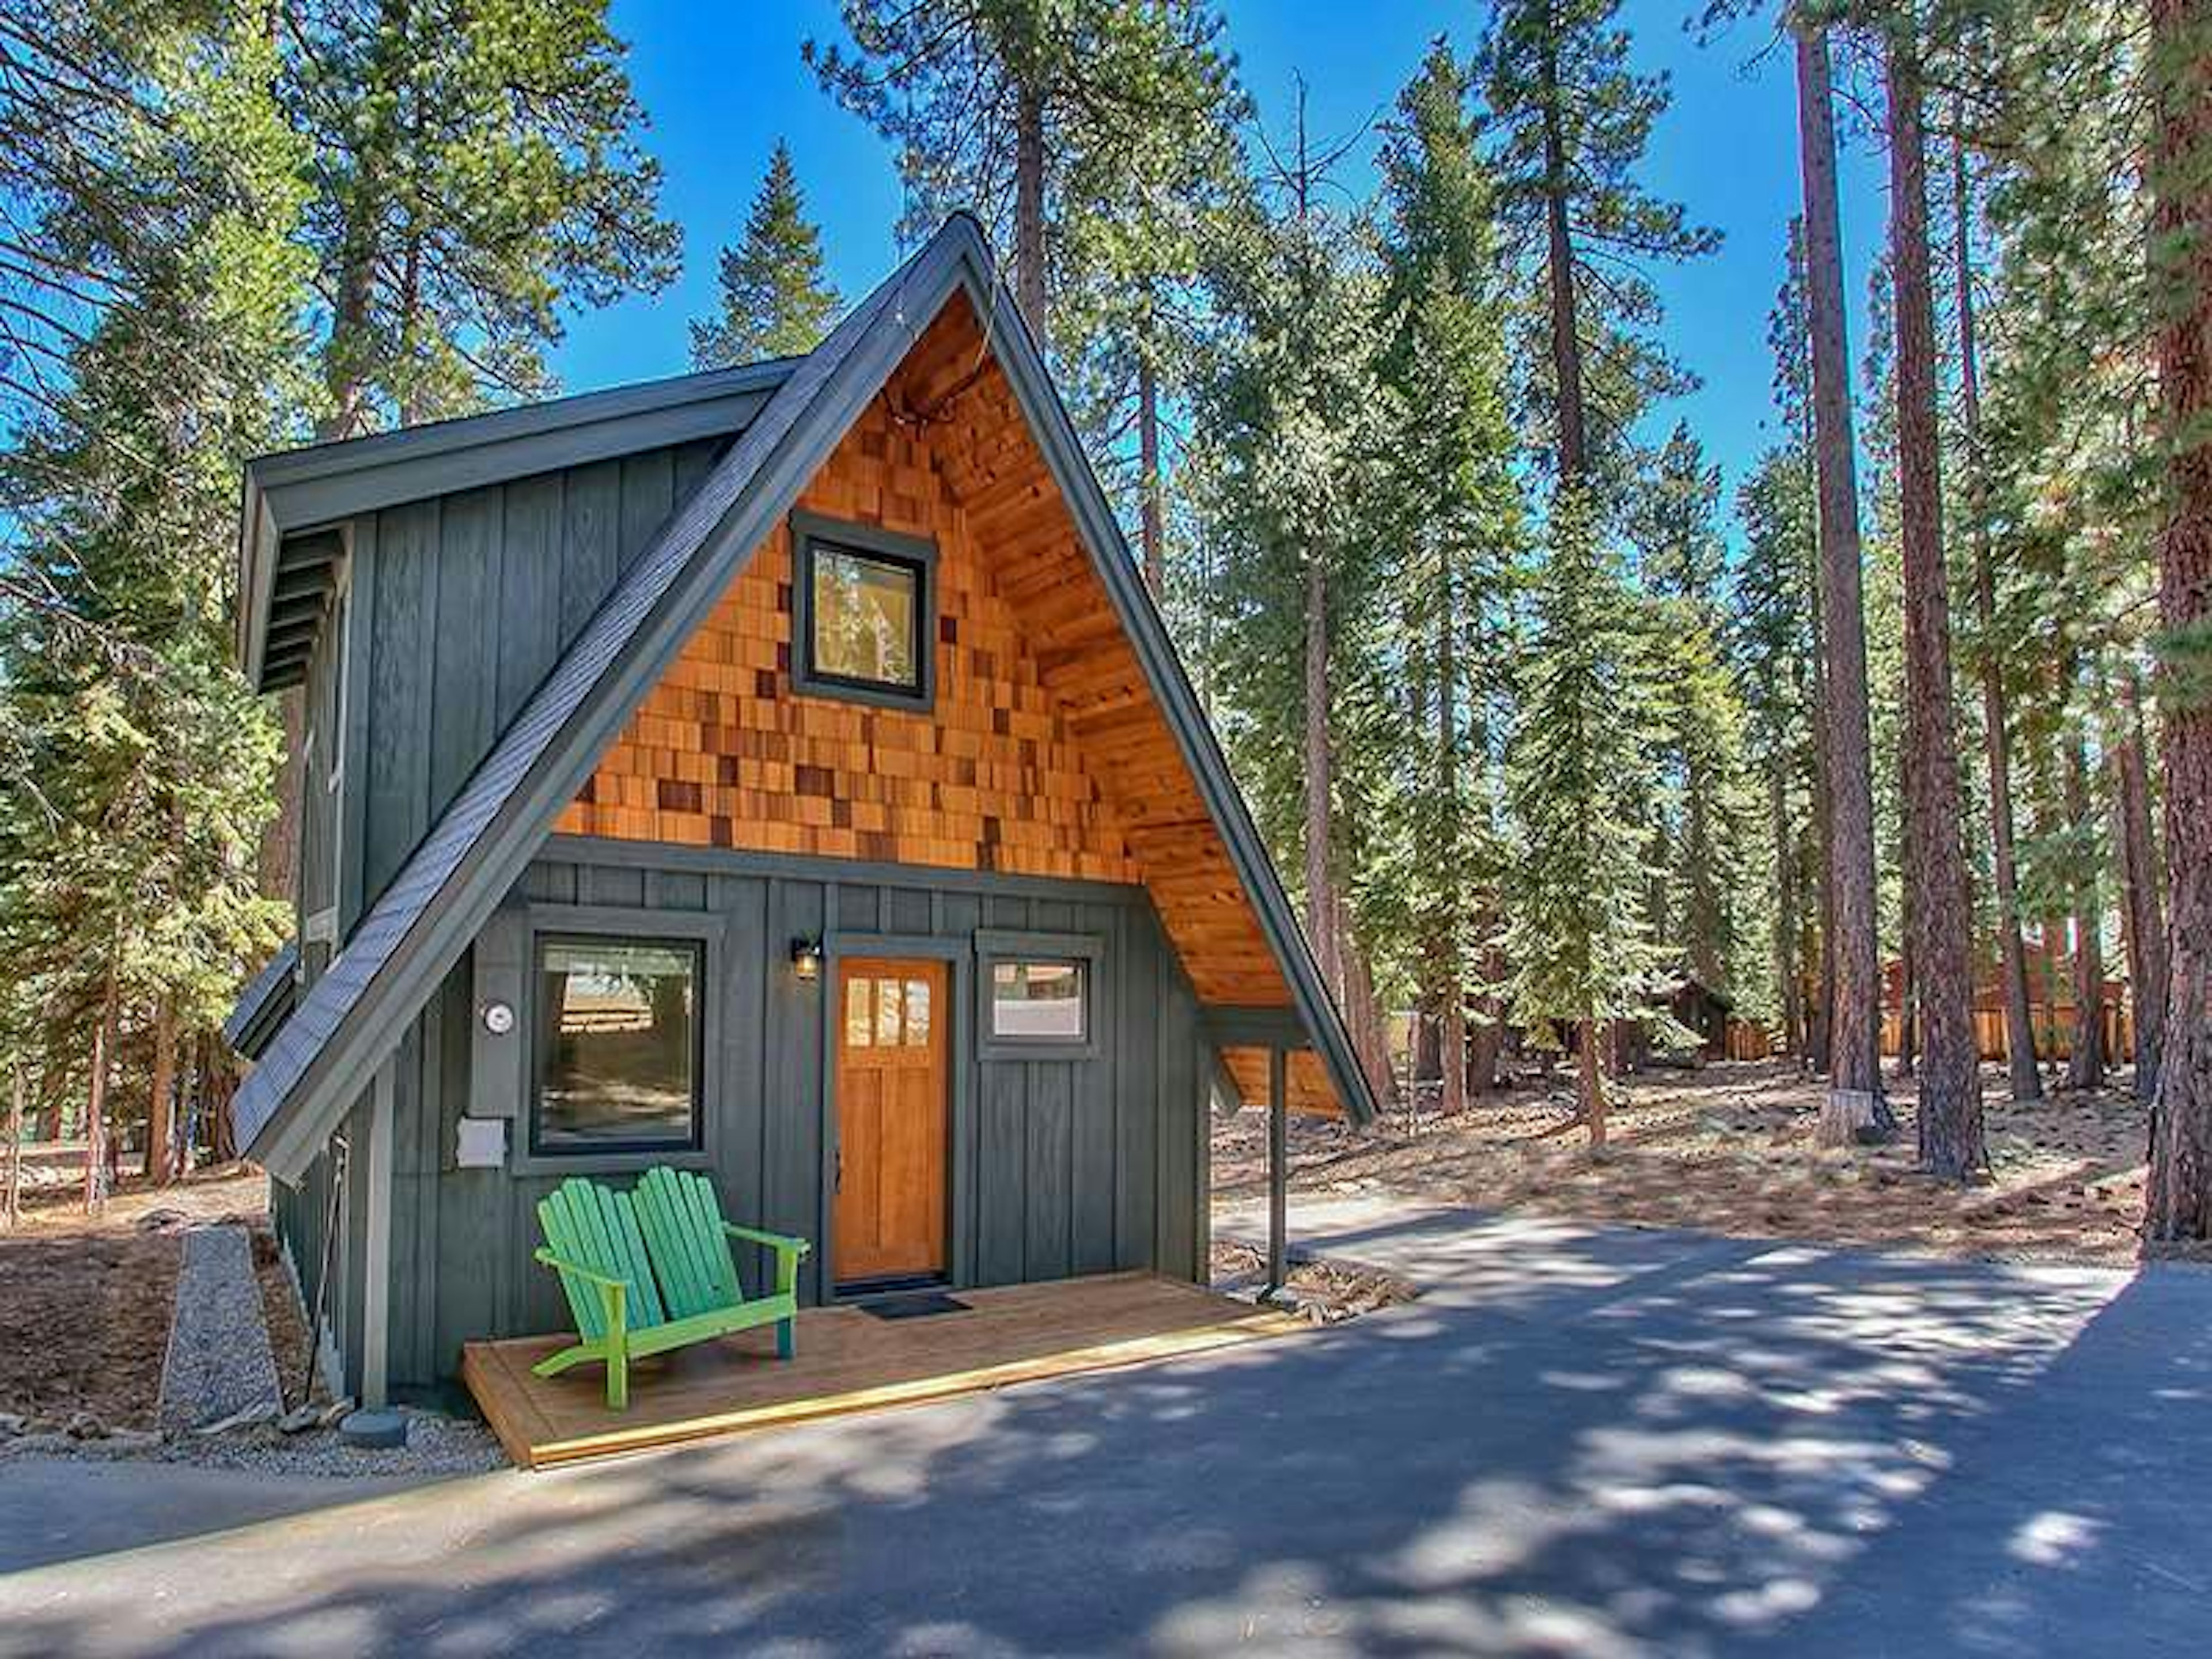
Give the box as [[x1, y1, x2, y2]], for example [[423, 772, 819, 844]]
[[1209, 1239, 1419, 1323], [0, 1158, 316, 1431], [1215, 1059, 2169, 1267]]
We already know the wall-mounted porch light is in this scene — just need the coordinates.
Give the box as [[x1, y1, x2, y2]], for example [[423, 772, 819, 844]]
[[790, 937, 823, 982]]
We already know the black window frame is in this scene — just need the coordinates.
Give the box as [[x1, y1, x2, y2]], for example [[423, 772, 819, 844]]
[[976, 929, 1105, 1061], [528, 931, 709, 1160], [790, 510, 938, 710]]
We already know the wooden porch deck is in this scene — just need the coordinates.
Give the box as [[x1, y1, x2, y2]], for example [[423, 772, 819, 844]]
[[461, 1273, 1304, 1469]]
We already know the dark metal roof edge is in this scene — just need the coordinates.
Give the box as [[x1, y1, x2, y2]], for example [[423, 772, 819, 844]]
[[241, 234, 957, 1180], [223, 941, 298, 1057], [952, 254, 1380, 1127], [248, 357, 798, 486]]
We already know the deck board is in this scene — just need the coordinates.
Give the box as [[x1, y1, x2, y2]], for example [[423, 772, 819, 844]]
[[461, 1273, 1302, 1468]]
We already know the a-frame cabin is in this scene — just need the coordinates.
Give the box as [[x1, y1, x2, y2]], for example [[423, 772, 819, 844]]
[[229, 215, 1373, 1405]]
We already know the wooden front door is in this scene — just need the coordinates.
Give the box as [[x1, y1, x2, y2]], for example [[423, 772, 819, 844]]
[[834, 958, 950, 1285]]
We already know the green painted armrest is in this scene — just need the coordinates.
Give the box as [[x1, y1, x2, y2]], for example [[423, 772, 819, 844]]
[[533, 1246, 631, 1290], [722, 1223, 811, 1257]]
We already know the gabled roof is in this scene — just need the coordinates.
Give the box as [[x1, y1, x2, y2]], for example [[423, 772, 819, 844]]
[[223, 941, 298, 1060], [234, 214, 1376, 1181]]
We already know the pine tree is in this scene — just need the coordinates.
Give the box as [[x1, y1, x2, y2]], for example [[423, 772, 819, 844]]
[[1503, 487, 1669, 1139], [1187, 105, 1397, 1109], [1950, 124, 2041, 1101], [1478, 0, 1719, 489], [690, 141, 841, 369], [0, 5, 305, 1187], [809, 0, 1242, 586], [2143, 0, 2212, 1242], [1634, 426, 1751, 1001], [293, 0, 680, 436], [1732, 443, 1821, 1042], [1367, 39, 1524, 1107], [1884, 12, 1985, 1179], [1791, 14, 1891, 1141]]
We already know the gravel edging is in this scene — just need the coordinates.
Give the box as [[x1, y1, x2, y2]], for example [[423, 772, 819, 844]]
[[157, 1225, 283, 1434], [1, 1406, 507, 1479]]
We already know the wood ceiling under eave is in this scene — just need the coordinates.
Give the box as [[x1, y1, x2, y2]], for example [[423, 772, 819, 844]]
[[908, 294, 1301, 1022]]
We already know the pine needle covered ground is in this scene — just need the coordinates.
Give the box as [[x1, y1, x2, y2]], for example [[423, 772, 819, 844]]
[[0, 1161, 309, 1435], [1214, 1060, 2162, 1267]]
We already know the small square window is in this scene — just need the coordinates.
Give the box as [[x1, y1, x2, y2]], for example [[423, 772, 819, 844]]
[[793, 513, 935, 708], [532, 936, 703, 1156], [991, 960, 1087, 1044]]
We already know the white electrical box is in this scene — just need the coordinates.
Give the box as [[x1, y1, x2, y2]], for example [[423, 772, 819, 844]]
[[454, 1117, 506, 1169]]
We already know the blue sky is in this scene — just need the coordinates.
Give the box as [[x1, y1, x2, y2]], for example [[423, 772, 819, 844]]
[[554, 0, 1888, 518]]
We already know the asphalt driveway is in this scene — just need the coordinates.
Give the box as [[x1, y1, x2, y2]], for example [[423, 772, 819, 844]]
[[3, 1198, 2206, 1657]]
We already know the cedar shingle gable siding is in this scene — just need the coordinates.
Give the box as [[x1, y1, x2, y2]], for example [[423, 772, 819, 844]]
[[559, 293, 1299, 1019]]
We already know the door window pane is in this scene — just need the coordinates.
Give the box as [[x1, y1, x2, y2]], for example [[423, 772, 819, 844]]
[[874, 976, 903, 1046], [846, 976, 873, 1047], [905, 978, 931, 1046], [534, 938, 701, 1153]]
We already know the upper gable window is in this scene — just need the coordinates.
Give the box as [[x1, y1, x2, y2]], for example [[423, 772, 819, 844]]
[[791, 511, 935, 709]]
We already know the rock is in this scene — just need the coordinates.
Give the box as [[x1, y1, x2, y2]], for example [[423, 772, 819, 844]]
[[65, 1411, 105, 1440], [275, 1403, 323, 1435], [0, 1412, 26, 1438], [338, 1407, 407, 1450], [134, 1207, 192, 1233], [192, 1403, 276, 1438], [317, 1396, 355, 1429]]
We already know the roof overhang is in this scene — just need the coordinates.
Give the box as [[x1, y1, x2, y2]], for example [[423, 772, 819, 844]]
[[223, 941, 298, 1061]]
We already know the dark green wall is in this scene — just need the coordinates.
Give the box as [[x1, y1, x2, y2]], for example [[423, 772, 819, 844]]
[[337, 436, 726, 930], [370, 842, 1213, 1396]]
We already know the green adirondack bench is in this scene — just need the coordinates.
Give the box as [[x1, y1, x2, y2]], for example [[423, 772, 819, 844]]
[[531, 1168, 810, 1410]]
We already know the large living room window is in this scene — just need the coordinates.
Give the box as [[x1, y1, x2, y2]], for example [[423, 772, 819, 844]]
[[531, 935, 703, 1156], [792, 512, 936, 708]]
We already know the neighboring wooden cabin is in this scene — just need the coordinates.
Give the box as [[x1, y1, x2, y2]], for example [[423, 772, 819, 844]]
[[228, 218, 1373, 1406]]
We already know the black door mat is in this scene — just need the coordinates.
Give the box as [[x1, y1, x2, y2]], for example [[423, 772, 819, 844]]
[[858, 1291, 972, 1321]]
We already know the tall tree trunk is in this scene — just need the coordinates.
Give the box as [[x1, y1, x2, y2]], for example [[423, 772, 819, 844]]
[[1887, 35, 1985, 1180], [1953, 125, 2041, 1100], [1339, 914, 1399, 1113], [1471, 933, 1506, 1094], [1773, 762, 1804, 1058], [1899, 866, 1918, 1077], [2064, 727, 2108, 1089], [1138, 352, 1164, 595], [1796, 20, 1889, 1138], [5, 1063, 21, 1229], [1537, 34, 1588, 482], [1014, 78, 1048, 340], [1578, 1013, 1607, 1147], [2144, 0, 2212, 1243], [82, 960, 118, 1214], [2115, 668, 2167, 1096], [143, 997, 177, 1183], [1686, 771, 1722, 989], [1809, 570, 1836, 1073], [1437, 550, 1465, 1118], [1303, 544, 1338, 991]]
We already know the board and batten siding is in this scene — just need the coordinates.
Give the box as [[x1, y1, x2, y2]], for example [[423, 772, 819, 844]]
[[338, 435, 729, 931], [372, 843, 1213, 1397], [270, 433, 733, 1399]]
